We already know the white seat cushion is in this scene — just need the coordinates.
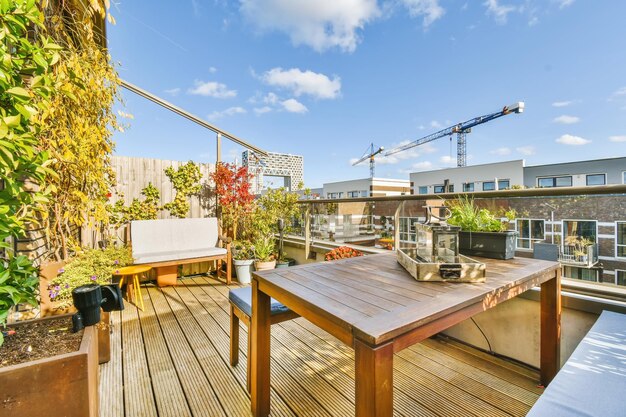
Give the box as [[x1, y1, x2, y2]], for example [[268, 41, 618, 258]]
[[134, 247, 227, 265]]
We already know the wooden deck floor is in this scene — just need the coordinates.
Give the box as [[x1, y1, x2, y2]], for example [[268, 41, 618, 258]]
[[99, 275, 542, 417]]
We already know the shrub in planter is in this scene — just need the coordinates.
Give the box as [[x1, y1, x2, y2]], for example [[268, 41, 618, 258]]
[[447, 197, 518, 260], [48, 246, 133, 309], [325, 246, 364, 261], [254, 235, 276, 271]]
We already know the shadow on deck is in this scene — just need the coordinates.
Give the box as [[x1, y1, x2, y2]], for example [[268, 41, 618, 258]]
[[99, 276, 542, 417]]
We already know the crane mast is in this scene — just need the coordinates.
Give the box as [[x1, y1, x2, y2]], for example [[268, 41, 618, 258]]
[[352, 143, 385, 178], [385, 102, 524, 167]]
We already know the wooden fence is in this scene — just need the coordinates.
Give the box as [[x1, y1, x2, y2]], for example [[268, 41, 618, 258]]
[[83, 156, 217, 275]]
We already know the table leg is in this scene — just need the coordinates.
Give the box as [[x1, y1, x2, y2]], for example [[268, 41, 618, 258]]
[[355, 339, 394, 417], [134, 274, 145, 311], [540, 268, 561, 386], [251, 278, 271, 417]]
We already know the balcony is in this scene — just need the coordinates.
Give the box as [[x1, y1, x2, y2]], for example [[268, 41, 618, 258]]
[[559, 243, 599, 267]]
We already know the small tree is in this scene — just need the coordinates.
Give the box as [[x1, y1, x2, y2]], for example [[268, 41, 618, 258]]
[[210, 163, 255, 240]]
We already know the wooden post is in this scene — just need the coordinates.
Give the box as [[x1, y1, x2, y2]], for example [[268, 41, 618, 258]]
[[393, 203, 401, 251], [251, 278, 271, 417], [354, 339, 394, 417], [304, 205, 311, 259], [540, 268, 561, 386], [229, 305, 239, 366]]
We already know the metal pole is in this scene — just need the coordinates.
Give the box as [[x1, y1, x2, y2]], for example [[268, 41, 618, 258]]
[[216, 132, 222, 164]]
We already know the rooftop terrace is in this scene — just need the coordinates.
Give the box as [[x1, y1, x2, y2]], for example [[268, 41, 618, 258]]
[[99, 276, 542, 417]]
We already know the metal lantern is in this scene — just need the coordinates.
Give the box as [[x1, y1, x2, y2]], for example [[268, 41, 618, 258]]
[[415, 205, 460, 263], [396, 203, 486, 282]]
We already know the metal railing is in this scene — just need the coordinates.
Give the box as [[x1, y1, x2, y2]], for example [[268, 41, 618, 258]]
[[560, 243, 599, 267], [292, 185, 626, 297]]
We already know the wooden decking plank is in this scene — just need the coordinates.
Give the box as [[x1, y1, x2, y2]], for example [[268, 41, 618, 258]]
[[190, 277, 352, 417], [121, 301, 158, 417], [147, 286, 228, 417], [422, 337, 542, 393], [99, 311, 123, 417], [137, 285, 192, 417], [163, 285, 253, 417], [427, 336, 540, 380], [398, 346, 532, 416], [181, 277, 303, 417]]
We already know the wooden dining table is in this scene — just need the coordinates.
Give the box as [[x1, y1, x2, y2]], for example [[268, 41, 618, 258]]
[[250, 252, 561, 417]]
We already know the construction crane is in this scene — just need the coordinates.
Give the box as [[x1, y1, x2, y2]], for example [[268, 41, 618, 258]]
[[384, 102, 525, 167], [352, 143, 385, 178]]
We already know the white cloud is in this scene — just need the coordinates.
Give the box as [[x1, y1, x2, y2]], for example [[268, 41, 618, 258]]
[[611, 87, 626, 98], [264, 92, 279, 104], [430, 120, 443, 129], [281, 98, 308, 113], [489, 147, 511, 156], [516, 145, 535, 155], [609, 135, 626, 143], [558, 0, 574, 9], [209, 66, 217, 73], [440, 155, 456, 165], [254, 106, 272, 115], [553, 115, 580, 124], [164, 87, 181, 96], [239, 0, 380, 52], [188, 80, 237, 98], [528, 16, 539, 26], [260, 67, 341, 99], [207, 106, 247, 121], [411, 161, 433, 170], [483, 0, 518, 24], [400, 0, 445, 28], [556, 134, 591, 146], [552, 100, 572, 107]]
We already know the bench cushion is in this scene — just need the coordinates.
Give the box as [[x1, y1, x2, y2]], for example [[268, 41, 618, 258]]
[[527, 310, 626, 417], [134, 247, 227, 265], [131, 218, 222, 264], [229, 287, 290, 318]]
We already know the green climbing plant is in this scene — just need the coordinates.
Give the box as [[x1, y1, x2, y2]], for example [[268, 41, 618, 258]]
[[163, 161, 202, 218], [109, 183, 161, 227], [0, 0, 59, 341]]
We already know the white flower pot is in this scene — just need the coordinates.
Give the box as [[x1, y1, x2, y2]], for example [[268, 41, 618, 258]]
[[233, 259, 254, 284]]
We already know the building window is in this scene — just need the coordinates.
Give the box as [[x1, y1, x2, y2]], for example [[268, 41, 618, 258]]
[[434, 185, 445, 194], [616, 222, 626, 258], [616, 270, 626, 287], [498, 180, 510, 190], [516, 219, 545, 250], [418, 186, 428, 195], [563, 266, 599, 282], [463, 182, 474, 192], [338, 192, 343, 198], [360, 190, 369, 197], [623, 172, 626, 184], [483, 181, 495, 191], [347, 191, 360, 198], [327, 193, 336, 199], [399, 217, 420, 243], [562, 220, 597, 245], [538, 176, 573, 188], [586, 174, 606, 186]]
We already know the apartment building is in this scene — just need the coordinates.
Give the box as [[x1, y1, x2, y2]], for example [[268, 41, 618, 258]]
[[323, 178, 411, 199]]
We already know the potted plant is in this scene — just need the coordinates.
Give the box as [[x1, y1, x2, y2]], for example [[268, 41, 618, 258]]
[[254, 235, 276, 271], [232, 241, 255, 284], [447, 197, 518, 260]]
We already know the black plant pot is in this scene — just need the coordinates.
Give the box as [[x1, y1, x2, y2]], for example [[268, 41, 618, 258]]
[[459, 231, 518, 260]]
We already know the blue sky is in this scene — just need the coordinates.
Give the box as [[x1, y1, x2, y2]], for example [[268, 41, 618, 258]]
[[108, 1, 626, 188]]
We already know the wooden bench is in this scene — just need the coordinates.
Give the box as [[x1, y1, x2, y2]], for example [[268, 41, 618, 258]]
[[527, 310, 626, 416], [130, 218, 232, 286], [228, 287, 298, 391]]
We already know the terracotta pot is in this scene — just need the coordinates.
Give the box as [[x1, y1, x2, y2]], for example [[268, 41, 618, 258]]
[[0, 318, 99, 417], [254, 260, 276, 271]]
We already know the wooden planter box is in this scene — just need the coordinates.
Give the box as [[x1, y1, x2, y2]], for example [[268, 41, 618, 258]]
[[0, 321, 99, 417], [39, 261, 111, 364], [459, 230, 518, 260]]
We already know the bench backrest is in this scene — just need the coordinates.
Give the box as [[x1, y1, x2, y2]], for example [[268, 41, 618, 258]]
[[130, 218, 219, 257]]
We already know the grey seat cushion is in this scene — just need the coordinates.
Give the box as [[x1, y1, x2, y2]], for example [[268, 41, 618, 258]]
[[229, 287, 290, 318], [527, 310, 626, 417]]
